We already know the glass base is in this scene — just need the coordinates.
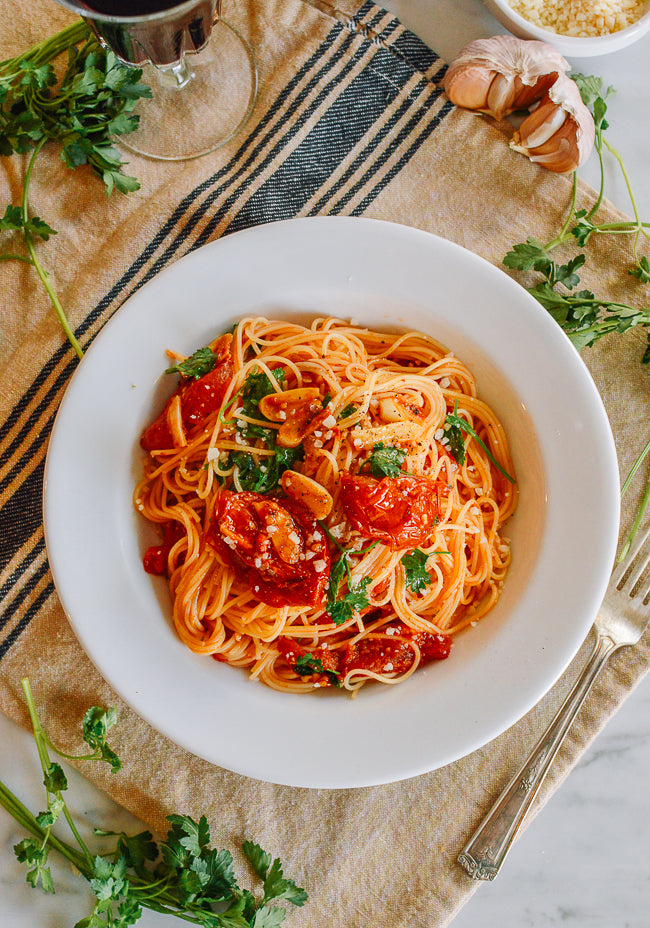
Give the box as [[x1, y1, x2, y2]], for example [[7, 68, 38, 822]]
[[121, 19, 257, 161]]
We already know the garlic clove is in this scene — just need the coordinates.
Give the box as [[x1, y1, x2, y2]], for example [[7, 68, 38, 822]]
[[514, 97, 567, 150], [443, 65, 498, 112], [525, 119, 586, 173], [280, 470, 333, 520], [510, 75, 595, 173], [486, 72, 518, 120]]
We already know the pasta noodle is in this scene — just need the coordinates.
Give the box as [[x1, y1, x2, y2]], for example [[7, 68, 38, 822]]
[[135, 316, 517, 693]]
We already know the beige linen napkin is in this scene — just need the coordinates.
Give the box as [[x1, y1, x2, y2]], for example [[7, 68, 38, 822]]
[[1, 0, 649, 925]]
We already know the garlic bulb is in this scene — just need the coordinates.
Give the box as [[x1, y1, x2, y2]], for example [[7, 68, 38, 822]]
[[443, 35, 569, 120], [510, 73, 595, 173], [443, 35, 595, 173]]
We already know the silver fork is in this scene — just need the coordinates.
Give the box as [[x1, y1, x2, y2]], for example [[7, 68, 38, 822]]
[[458, 522, 650, 881]]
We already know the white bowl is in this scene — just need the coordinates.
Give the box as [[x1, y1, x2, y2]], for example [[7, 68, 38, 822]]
[[44, 217, 620, 788], [484, 0, 650, 56]]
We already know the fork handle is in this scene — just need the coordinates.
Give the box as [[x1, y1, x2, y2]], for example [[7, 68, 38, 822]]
[[458, 632, 619, 880]]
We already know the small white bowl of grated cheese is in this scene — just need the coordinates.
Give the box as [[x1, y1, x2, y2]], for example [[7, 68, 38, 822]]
[[483, 0, 650, 56]]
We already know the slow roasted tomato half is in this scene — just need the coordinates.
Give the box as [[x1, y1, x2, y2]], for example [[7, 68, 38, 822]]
[[339, 473, 441, 549], [208, 491, 330, 608], [141, 334, 234, 452]]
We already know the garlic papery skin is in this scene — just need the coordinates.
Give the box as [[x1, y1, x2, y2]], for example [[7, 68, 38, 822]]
[[443, 34, 569, 119], [510, 74, 595, 173]]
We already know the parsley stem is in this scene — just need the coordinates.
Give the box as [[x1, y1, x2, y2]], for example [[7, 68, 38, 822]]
[[617, 437, 650, 563], [0, 780, 89, 874], [21, 142, 84, 359], [603, 138, 645, 233], [587, 131, 606, 220], [318, 520, 345, 552], [546, 172, 578, 249], [0, 253, 33, 264], [0, 21, 89, 75], [21, 678, 94, 867], [617, 474, 650, 565]]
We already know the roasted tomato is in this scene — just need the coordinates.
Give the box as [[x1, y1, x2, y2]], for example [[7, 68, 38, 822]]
[[341, 622, 451, 675], [141, 334, 234, 452], [208, 491, 330, 608], [339, 473, 440, 549], [277, 622, 451, 686], [142, 520, 184, 577]]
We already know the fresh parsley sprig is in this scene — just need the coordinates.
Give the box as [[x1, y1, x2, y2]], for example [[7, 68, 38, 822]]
[[166, 347, 218, 380], [401, 548, 450, 595], [294, 653, 341, 687], [367, 442, 407, 478], [226, 367, 303, 493], [0, 24, 151, 358], [444, 402, 515, 483], [0, 678, 307, 928], [503, 74, 650, 363], [319, 524, 377, 626]]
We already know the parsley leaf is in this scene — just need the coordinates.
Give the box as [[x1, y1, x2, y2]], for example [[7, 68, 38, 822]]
[[367, 442, 406, 478], [445, 403, 515, 483], [241, 367, 285, 419], [227, 367, 302, 493], [502, 237, 553, 274], [293, 653, 341, 687], [328, 577, 372, 626], [43, 762, 68, 794], [442, 407, 466, 467], [166, 347, 217, 380], [401, 549, 431, 594], [82, 706, 122, 773], [262, 857, 309, 906], [338, 403, 357, 419], [629, 255, 650, 283], [241, 841, 273, 880], [14, 837, 55, 894]]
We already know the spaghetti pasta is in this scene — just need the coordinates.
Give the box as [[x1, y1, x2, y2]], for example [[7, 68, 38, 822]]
[[135, 316, 517, 693]]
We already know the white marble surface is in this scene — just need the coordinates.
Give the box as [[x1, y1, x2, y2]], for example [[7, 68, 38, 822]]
[[1, 0, 650, 925]]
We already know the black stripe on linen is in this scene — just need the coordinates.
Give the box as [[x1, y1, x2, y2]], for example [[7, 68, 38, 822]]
[[0, 581, 55, 661], [390, 31, 439, 74], [224, 46, 420, 235], [0, 460, 45, 572], [306, 74, 429, 216], [329, 90, 451, 215], [0, 558, 50, 638], [0, 537, 45, 611]]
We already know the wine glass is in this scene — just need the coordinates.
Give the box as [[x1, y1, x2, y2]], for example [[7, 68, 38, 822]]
[[55, 0, 258, 160]]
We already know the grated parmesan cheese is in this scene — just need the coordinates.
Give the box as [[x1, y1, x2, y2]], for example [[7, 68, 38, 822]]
[[507, 0, 646, 37]]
